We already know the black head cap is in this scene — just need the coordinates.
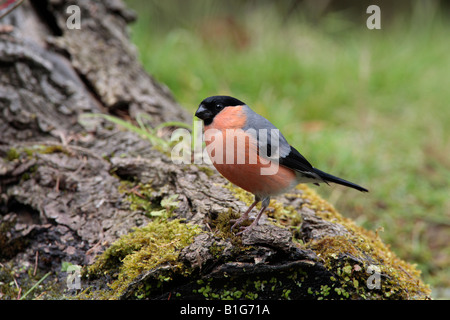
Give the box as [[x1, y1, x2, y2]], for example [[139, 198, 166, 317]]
[[195, 95, 245, 125]]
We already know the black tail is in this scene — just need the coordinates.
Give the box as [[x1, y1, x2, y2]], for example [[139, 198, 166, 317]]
[[313, 168, 369, 192]]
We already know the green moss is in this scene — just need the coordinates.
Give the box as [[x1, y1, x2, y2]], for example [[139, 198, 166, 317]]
[[197, 165, 215, 177], [296, 184, 431, 299], [223, 183, 302, 232], [81, 173, 429, 300], [210, 207, 243, 239], [224, 183, 254, 205], [39, 145, 70, 155], [79, 175, 200, 299], [118, 181, 155, 212], [4, 146, 37, 162], [309, 233, 431, 299], [118, 181, 179, 218], [4, 144, 73, 163], [219, 184, 295, 249], [209, 241, 226, 258], [171, 266, 316, 300], [222, 183, 430, 299], [0, 261, 57, 300], [85, 218, 202, 299], [266, 199, 301, 231], [5, 148, 20, 161]]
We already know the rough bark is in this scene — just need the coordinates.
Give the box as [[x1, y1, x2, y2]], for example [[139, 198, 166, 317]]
[[0, 0, 430, 300]]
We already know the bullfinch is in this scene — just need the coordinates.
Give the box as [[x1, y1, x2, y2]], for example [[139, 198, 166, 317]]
[[195, 95, 368, 235]]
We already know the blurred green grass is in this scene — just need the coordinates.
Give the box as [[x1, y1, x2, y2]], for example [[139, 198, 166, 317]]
[[124, 0, 449, 294]]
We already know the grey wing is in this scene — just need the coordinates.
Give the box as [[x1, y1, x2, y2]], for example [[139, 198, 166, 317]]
[[241, 105, 291, 159], [242, 105, 323, 181]]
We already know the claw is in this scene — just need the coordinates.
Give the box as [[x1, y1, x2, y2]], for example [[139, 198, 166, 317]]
[[235, 226, 250, 236], [230, 216, 252, 233], [233, 203, 268, 236], [228, 198, 268, 236], [229, 200, 258, 233], [235, 222, 257, 236], [229, 217, 254, 223]]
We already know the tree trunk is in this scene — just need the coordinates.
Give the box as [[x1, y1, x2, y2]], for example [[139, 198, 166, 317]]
[[0, 0, 430, 300]]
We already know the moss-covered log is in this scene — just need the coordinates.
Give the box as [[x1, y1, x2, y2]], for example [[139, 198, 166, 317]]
[[0, 0, 430, 300]]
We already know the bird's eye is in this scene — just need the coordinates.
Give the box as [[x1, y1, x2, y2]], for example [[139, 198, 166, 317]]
[[215, 104, 223, 111]]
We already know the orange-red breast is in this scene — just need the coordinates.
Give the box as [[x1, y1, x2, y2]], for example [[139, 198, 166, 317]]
[[195, 95, 368, 235]]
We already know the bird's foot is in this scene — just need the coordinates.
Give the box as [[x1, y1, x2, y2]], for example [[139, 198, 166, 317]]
[[230, 216, 253, 233], [235, 219, 259, 236]]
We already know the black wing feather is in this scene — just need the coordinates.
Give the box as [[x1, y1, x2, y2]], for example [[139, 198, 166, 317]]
[[279, 146, 369, 192], [278, 146, 323, 181]]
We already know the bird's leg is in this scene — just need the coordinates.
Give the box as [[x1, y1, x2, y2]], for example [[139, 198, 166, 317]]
[[230, 199, 258, 232], [235, 197, 270, 236], [235, 204, 268, 236]]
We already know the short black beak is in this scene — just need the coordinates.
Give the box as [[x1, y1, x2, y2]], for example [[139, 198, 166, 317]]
[[195, 104, 212, 120]]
